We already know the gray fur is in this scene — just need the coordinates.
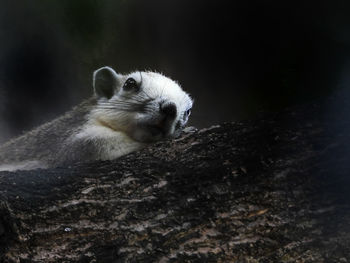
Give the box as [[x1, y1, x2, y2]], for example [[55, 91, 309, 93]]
[[0, 98, 97, 169], [0, 67, 193, 171]]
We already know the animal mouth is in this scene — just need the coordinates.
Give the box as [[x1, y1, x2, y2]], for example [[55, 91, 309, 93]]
[[146, 124, 167, 137]]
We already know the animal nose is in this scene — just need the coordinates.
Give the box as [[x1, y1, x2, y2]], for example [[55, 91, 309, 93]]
[[160, 102, 177, 119]]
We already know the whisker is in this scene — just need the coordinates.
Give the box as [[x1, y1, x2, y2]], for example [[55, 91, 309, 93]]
[[139, 89, 155, 101]]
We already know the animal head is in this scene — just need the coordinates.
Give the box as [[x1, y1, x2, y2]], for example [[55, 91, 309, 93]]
[[91, 66, 193, 142]]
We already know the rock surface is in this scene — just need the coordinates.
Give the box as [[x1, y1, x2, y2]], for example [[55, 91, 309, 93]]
[[1, 94, 350, 262]]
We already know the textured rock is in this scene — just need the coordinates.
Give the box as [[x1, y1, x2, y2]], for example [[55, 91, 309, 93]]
[[1, 94, 350, 262]]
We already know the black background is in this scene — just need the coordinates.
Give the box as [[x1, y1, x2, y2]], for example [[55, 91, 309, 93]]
[[0, 0, 350, 143]]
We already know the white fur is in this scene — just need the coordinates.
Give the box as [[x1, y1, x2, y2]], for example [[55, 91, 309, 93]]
[[73, 120, 144, 160], [78, 69, 193, 161], [92, 69, 193, 143]]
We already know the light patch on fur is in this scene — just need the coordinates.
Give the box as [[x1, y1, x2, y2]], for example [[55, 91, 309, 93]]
[[136, 71, 193, 113], [0, 160, 46, 172], [74, 121, 144, 160], [75, 121, 122, 140]]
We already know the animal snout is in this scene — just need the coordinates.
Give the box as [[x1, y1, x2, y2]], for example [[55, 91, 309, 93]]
[[160, 101, 177, 119]]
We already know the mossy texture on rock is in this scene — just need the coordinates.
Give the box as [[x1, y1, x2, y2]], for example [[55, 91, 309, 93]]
[[0, 96, 350, 262]]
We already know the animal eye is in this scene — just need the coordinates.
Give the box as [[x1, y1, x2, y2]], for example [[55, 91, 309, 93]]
[[185, 108, 191, 117], [123, 78, 139, 92]]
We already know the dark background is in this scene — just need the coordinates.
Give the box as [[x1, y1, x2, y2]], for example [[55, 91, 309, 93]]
[[0, 0, 350, 143]]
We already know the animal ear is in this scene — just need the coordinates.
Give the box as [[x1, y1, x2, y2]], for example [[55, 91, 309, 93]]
[[93, 67, 120, 99]]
